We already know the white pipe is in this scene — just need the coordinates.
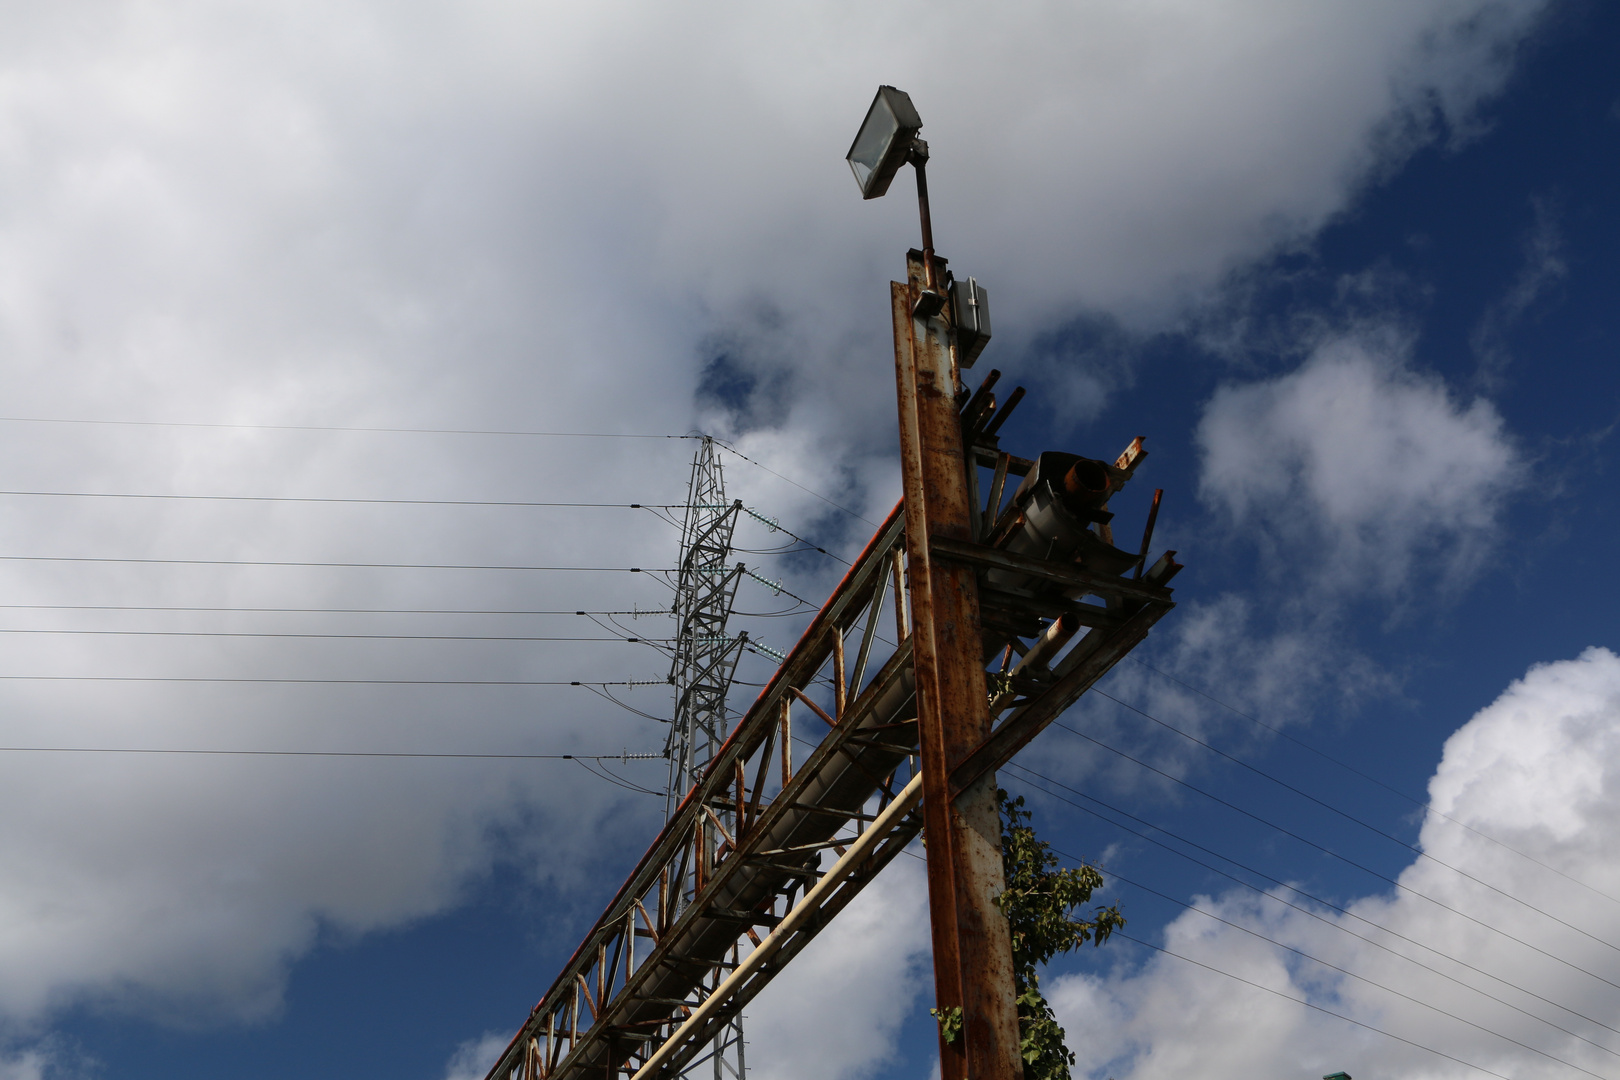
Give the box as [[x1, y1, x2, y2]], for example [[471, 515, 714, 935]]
[[630, 772, 925, 1080]]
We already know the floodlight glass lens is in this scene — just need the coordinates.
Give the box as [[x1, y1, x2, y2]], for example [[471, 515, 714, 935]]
[[847, 97, 899, 189]]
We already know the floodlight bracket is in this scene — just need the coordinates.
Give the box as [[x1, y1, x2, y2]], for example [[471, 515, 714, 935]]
[[912, 289, 946, 320]]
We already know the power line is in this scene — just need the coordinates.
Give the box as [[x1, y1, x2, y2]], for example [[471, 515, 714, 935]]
[[0, 490, 678, 509], [575, 755, 668, 796], [0, 414, 873, 553], [1127, 655, 1620, 910], [0, 555, 670, 572], [1089, 686, 1620, 954], [0, 746, 665, 761], [0, 413, 871, 523], [739, 566, 819, 609], [1111, 931, 1518, 1080], [0, 676, 662, 685], [710, 437, 877, 527], [1005, 762, 1620, 1039], [0, 628, 673, 642], [1059, 846, 1620, 1069], [734, 504, 851, 566], [0, 605, 666, 616], [583, 683, 674, 724], [1052, 717, 1620, 992], [0, 416, 695, 439]]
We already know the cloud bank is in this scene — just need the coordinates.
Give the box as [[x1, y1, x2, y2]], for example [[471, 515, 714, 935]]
[[1055, 647, 1620, 1080], [1197, 335, 1523, 598]]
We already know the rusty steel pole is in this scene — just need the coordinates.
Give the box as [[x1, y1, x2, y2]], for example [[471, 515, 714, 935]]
[[892, 248, 1022, 1080]]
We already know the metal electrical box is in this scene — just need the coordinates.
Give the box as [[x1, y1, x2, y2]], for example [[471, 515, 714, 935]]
[[951, 277, 991, 367]]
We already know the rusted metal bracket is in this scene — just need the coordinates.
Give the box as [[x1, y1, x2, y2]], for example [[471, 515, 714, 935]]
[[929, 535, 1171, 605], [949, 599, 1172, 800]]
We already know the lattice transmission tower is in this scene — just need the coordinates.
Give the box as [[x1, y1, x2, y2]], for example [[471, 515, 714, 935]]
[[663, 434, 748, 1080]]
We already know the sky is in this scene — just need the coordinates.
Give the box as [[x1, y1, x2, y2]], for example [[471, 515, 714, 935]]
[[0, 2, 1617, 1079]]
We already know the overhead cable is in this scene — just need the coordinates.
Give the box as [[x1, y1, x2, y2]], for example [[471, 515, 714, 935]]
[[1090, 686, 1620, 954], [1127, 655, 1620, 910], [1053, 719, 1620, 990], [736, 505, 850, 566], [1112, 931, 1517, 1080], [0, 746, 665, 761], [0, 628, 671, 643], [0, 555, 671, 572], [0, 490, 679, 509], [1037, 834, 1620, 1069], [709, 437, 877, 527], [0, 416, 695, 439], [0, 676, 662, 685], [1005, 761, 1620, 1039], [0, 604, 663, 616], [0, 415, 874, 537]]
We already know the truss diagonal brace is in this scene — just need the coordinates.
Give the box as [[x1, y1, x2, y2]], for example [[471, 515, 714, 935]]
[[947, 598, 1171, 800], [630, 773, 924, 1080]]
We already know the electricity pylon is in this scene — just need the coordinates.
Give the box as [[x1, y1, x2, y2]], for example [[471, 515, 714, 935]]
[[663, 434, 748, 1080]]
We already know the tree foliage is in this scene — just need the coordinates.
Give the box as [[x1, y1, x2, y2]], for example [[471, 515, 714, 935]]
[[995, 790, 1124, 1080]]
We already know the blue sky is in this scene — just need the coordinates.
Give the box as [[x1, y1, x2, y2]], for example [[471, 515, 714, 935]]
[[0, 3, 1617, 1080]]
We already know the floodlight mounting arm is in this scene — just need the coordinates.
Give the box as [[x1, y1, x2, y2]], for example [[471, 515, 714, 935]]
[[907, 137, 945, 312], [909, 138, 934, 273]]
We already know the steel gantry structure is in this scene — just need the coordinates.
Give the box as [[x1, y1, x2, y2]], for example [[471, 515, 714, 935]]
[[662, 435, 748, 1080], [485, 90, 1182, 1080], [483, 261, 1181, 1080]]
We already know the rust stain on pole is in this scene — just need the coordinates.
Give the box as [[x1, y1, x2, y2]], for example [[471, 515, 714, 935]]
[[893, 250, 1022, 1080]]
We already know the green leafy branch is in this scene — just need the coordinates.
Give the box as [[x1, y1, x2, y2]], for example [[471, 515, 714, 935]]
[[994, 790, 1124, 1080]]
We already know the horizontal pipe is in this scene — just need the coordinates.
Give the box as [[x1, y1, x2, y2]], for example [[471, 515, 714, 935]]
[[630, 772, 925, 1080], [1016, 612, 1081, 675]]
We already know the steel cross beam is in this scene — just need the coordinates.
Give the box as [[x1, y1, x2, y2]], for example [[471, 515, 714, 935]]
[[483, 346, 1179, 1080]]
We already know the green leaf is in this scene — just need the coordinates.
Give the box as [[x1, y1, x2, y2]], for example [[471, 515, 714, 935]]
[[995, 789, 1121, 1080], [930, 1005, 964, 1045]]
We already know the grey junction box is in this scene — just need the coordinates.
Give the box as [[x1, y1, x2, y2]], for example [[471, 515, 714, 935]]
[[951, 276, 991, 367]]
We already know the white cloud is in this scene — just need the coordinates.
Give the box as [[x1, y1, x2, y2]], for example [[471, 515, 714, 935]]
[[0, 0, 1554, 1034], [443, 1031, 512, 1080], [1197, 335, 1522, 598], [744, 856, 933, 1080], [0, 1050, 49, 1080], [1052, 647, 1620, 1080], [1064, 594, 1397, 798], [1471, 197, 1568, 388], [0, 1036, 87, 1080]]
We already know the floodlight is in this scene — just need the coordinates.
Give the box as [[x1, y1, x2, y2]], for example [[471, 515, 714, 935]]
[[846, 86, 923, 200]]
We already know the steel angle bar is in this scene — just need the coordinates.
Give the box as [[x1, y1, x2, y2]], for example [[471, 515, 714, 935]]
[[976, 585, 1122, 627], [929, 536, 1170, 606], [645, 816, 924, 1078], [631, 774, 925, 1080], [948, 598, 1173, 800], [678, 504, 742, 574]]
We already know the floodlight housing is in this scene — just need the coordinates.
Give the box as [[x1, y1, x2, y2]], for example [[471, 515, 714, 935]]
[[846, 86, 923, 200]]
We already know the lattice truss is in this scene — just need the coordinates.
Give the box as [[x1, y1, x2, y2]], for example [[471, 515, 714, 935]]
[[486, 424, 1183, 1080]]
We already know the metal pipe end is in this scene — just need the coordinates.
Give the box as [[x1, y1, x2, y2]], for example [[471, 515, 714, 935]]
[[1061, 458, 1112, 509]]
